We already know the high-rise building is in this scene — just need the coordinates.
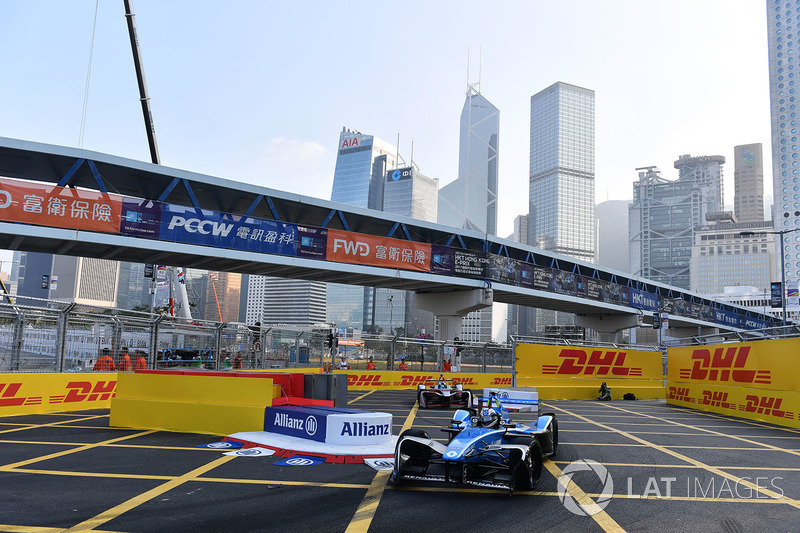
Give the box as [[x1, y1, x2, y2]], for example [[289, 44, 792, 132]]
[[596, 200, 631, 272], [529, 82, 595, 262], [328, 128, 400, 329], [438, 83, 499, 342], [48, 255, 119, 307], [371, 166, 438, 337], [528, 82, 595, 335], [439, 84, 499, 234], [767, 5, 800, 298], [629, 155, 724, 290], [733, 143, 765, 223], [246, 275, 326, 326]]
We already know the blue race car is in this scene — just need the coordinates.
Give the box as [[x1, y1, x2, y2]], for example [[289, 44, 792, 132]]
[[392, 394, 557, 492]]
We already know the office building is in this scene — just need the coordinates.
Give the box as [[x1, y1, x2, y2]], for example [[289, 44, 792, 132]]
[[438, 83, 499, 342], [370, 167, 439, 337], [47, 255, 119, 307], [596, 200, 631, 272], [247, 275, 326, 326], [327, 128, 400, 330], [733, 143, 765, 223], [529, 82, 595, 261], [767, 4, 800, 305], [691, 216, 776, 295], [629, 155, 724, 290]]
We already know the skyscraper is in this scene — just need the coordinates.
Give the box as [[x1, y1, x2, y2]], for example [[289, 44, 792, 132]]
[[529, 82, 595, 262], [328, 128, 399, 329], [733, 143, 765, 223], [438, 83, 499, 342], [767, 4, 800, 294], [439, 85, 499, 234], [629, 156, 724, 290], [247, 275, 326, 326]]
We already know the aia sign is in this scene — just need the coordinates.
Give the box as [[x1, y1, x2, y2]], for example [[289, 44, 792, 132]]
[[678, 347, 771, 385], [542, 349, 642, 377]]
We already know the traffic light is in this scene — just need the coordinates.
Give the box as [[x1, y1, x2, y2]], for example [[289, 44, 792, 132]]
[[652, 312, 660, 329], [325, 333, 333, 349]]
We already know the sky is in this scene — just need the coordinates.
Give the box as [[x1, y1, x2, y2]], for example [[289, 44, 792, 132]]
[[0, 0, 773, 275]]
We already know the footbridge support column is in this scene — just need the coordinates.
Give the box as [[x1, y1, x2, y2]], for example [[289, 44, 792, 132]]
[[575, 313, 642, 343], [411, 288, 493, 371]]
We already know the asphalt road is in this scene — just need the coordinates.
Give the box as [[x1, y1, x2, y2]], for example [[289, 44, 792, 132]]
[[1, 391, 799, 532]]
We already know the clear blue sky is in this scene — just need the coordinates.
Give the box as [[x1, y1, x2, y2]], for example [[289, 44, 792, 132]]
[[0, 0, 771, 272]]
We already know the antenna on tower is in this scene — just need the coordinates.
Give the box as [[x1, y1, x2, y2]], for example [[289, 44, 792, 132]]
[[466, 48, 470, 95], [478, 45, 482, 93]]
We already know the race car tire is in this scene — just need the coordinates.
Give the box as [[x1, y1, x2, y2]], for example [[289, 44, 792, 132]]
[[393, 429, 432, 485], [550, 418, 559, 457], [514, 440, 543, 491], [399, 428, 430, 440]]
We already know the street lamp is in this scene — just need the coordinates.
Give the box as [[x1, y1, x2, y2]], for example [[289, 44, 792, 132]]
[[740, 227, 800, 326]]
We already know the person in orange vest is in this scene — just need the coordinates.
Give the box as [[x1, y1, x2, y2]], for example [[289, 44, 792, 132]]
[[365, 356, 376, 370], [93, 348, 116, 371], [133, 350, 147, 370], [118, 347, 132, 372], [397, 357, 408, 371], [233, 352, 243, 369], [443, 357, 452, 373]]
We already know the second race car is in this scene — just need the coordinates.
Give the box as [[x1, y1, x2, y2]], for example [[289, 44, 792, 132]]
[[417, 375, 473, 408]]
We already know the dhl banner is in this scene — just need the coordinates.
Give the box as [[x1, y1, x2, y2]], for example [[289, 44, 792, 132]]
[[668, 338, 800, 392], [0, 177, 123, 233], [516, 343, 663, 381], [666, 381, 800, 429], [334, 370, 512, 391], [326, 229, 431, 273], [0, 373, 117, 416]]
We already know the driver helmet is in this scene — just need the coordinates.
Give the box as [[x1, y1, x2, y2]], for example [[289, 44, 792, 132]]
[[438, 380, 447, 389], [479, 407, 501, 428]]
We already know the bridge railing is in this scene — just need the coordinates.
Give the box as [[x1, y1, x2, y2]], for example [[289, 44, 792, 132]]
[[664, 324, 800, 347]]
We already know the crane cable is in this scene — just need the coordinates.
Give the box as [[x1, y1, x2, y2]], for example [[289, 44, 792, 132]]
[[79, 0, 100, 148]]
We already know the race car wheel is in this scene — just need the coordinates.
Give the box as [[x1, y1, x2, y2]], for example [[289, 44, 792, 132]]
[[394, 429, 432, 485], [550, 418, 559, 457], [399, 428, 430, 440], [514, 440, 543, 491]]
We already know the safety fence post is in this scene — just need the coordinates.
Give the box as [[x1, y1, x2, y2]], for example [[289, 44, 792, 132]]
[[11, 308, 24, 371], [54, 303, 76, 372]]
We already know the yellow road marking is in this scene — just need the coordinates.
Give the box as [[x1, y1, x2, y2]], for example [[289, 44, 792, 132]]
[[551, 405, 800, 511], [543, 460, 625, 532], [64, 455, 235, 532], [348, 390, 377, 404], [200, 477, 370, 489], [0, 526, 117, 533], [0, 430, 157, 470], [666, 405, 800, 434], [345, 402, 419, 533], [0, 414, 108, 435]]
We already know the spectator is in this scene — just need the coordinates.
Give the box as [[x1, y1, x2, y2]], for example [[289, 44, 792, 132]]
[[93, 348, 116, 371], [443, 357, 452, 373], [134, 351, 147, 370], [337, 355, 349, 370], [365, 356, 376, 370], [233, 352, 243, 369], [118, 347, 132, 371], [397, 357, 408, 371]]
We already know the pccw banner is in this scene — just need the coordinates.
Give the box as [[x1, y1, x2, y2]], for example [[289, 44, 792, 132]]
[[515, 343, 663, 381], [0, 373, 117, 416], [667, 337, 800, 392]]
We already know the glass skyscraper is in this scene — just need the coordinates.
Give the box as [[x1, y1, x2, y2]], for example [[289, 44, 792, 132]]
[[438, 84, 499, 342], [328, 128, 399, 329], [529, 82, 595, 261], [767, 2, 800, 292]]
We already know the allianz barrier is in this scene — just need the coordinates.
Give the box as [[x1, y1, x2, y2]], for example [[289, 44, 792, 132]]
[[667, 337, 800, 428], [514, 342, 664, 400], [265, 405, 392, 445]]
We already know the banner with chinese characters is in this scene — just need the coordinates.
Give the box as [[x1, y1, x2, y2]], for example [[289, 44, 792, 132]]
[[326, 229, 431, 272], [157, 203, 298, 256], [0, 177, 122, 233]]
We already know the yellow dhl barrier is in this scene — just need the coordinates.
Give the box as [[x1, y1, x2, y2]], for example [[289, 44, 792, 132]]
[[666, 337, 800, 428], [516, 377, 665, 400], [668, 337, 800, 392], [516, 343, 663, 381], [333, 370, 513, 391], [110, 372, 279, 435], [0, 372, 118, 416], [666, 380, 800, 429]]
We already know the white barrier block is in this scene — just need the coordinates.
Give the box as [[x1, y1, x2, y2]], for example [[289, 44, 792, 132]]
[[325, 411, 393, 445]]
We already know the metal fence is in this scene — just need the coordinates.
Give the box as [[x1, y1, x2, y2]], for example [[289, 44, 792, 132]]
[[0, 296, 514, 374]]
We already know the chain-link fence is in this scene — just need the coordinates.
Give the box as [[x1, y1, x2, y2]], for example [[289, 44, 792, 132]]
[[0, 296, 517, 374]]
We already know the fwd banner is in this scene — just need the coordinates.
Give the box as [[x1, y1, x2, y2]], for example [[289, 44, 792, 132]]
[[515, 343, 663, 380], [335, 370, 512, 390], [0, 177, 123, 233], [0, 373, 117, 416], [667, 337, 800, 392], [327, 229, 431, 273]]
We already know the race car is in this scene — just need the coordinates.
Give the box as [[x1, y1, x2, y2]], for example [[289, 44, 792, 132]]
[[392, 394, 557, 492], [417, 376, 472, 408]]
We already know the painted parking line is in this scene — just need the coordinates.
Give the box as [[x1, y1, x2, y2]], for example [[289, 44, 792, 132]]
[[0, 414, 109, 435], [550, 404, 800, 511], [348, 390, 377, 404], [345, 402, 419, 533], [552, 461, 800, 472]]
